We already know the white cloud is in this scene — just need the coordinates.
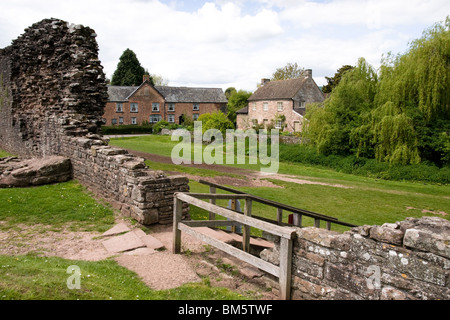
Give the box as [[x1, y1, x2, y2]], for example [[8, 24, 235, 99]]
[[0, 0, 448, 91]]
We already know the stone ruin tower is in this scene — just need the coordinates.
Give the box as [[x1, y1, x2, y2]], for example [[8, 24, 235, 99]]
[[0, 18, 189, 225]]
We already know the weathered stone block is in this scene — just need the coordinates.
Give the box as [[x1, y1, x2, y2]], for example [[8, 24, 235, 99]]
[[369, 224, 404, 246]]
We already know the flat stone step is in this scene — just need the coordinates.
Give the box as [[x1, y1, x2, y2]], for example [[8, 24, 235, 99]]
[[102, 230, 146, 253], [133, 229, 165, 250], [102, 223, 131, 237]]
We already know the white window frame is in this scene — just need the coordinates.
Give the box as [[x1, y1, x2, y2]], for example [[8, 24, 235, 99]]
[[168, 103, 175, 112], [193, 114, 199, 120], [277, 102, 283, 112], [275, 120, 283, 129], [193, 103, 200, 111], [131, 117, 137, 125], [116, 103, 123, 113], [130, 103, 138, 113], [168, 114, 175, 123], [111, 118, 117, 125], [152, 103, 160, 112], [150, 114, 162, 123], [263, 102, 268, 112], [252, 102, 256, 111], [119, 117, 124, 124]]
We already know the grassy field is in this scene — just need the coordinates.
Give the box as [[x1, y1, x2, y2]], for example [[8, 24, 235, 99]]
[[111, 135, 450, 233], [0, 179, 245, 300]]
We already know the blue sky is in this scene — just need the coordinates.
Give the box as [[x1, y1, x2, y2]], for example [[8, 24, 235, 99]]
[[0, 0, 448, 91]]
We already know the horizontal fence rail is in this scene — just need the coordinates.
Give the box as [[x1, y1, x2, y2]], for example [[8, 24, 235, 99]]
[[172, 192, 297, 300], [198, 179, 358, 230]]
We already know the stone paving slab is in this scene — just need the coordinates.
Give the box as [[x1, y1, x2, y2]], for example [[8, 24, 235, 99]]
[[132, 229, 165, 250], [102, 230, 146, 253], [102, 223, 131, 237]]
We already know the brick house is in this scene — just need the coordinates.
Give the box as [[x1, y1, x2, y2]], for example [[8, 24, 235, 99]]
[[236, 69, 325, 133], [103, 78, 228, 126]]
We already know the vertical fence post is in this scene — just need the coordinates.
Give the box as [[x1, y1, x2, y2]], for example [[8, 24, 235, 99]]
[[209, 186, 216, 221], [293, 213, 302, 227], [243, 197, 252, 253], [173, 195, 183, 254], [279, 237, 293, 300], [277, 208, 283, 225]]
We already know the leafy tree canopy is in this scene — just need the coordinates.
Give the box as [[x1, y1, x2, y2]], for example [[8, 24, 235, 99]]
[[227, 89, 252, 124], [271, 62, 305, 81], [305, 17, 450, 166], [111, 49, 153, 86], [322, 65, 355, 93]]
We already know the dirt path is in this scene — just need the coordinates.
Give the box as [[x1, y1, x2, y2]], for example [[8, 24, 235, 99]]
[[128, 149, 351, 189], [0, 220, 279, 299]]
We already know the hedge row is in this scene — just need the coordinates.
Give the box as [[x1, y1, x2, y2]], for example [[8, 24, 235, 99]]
[[279, 144, 449, 184]]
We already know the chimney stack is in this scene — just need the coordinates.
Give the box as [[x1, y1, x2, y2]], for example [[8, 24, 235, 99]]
[[261, 78, 270, 86], [304, 69, 312, 78], [143, 74, 150, 83]]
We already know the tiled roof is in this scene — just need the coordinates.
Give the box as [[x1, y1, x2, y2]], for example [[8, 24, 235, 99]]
[[107, 85, 227, 103], [248, 78, 308, 101]]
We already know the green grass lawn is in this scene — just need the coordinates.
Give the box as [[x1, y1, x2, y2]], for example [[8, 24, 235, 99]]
[[0, 179, 246, 300], [110, 135, 450, 233], [0, 254, 244, 300]]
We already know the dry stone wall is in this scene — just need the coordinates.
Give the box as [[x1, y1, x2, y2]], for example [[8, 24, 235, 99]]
[[261, 216, 450, 300], [0, 18, 189, 224]]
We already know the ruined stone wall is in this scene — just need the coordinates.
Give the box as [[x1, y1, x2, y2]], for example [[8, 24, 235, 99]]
[[261, 217, 450, 300], [0, 18, 189, 224]]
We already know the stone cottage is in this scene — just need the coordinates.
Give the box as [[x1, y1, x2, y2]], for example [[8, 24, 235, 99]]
[[236, 69, 325, 133], [103, 77, 228, 126]]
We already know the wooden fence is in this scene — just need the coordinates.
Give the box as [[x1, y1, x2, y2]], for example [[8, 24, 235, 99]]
[[172, 181, 358, 300]]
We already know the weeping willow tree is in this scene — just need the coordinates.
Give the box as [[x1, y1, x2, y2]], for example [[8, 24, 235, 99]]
[[305, 58, 378, 156], [307, 17, 449, 166], [372, 17, 450, 165]]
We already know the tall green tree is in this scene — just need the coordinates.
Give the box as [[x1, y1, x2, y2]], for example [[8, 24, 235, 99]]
[[271, 62, 305, 81], [322, 65, 355, 93], [227, 89, 252, 125], [305, 58, 378, 156], [111, 49, 153, 86]]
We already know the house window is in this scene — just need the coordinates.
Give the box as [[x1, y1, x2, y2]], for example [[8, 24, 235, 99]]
[[168, 103, 175, 112], [263, 102, 268, 111], [119, 117, 124, 124], [193, 103, 200, 111], [152, 103, 160, 112], [300, 101, 306, 109], [111, 118, 117, 125], [116, 103, 123, 113], [275, 120, 283, 129], [168, 114, 175, 123], [193, 114, 199, 121], [150, 114, 162, 123], [130, 103, 138, 113], [252, 102, 256, 111], [277, 102, 283, 112], [131, 117, 137, 125]]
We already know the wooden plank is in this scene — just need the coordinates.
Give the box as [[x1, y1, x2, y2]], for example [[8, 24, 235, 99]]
[[279, 237, 293, 300], [209, 186, 216, 221], [277, 208, 283, 225], [243, 198, 252, 252], [189, 193, 250, 200], [175, 192, 297, 239], [183, 220, 241, 228], [293, 213, 302, 227], [314, 218, 320, 228], [178, 222, 279, 277], [172, 198, 183, 254]]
